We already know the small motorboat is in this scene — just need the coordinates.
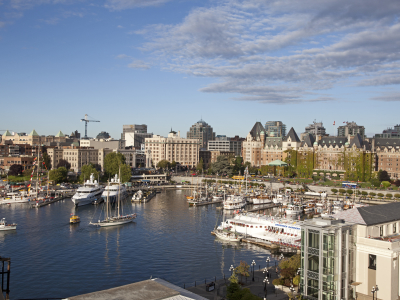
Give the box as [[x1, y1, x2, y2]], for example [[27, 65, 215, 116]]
[[70, 214, 80, 224], [0, 218, 17, 231]]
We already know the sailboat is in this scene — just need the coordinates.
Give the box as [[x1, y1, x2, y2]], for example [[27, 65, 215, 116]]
[[90, 170, 136, 227]]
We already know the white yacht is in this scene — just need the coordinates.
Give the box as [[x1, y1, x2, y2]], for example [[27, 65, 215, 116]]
[[0, 218, 17, 231], [285, 203, 302, 216], [101, 174, 127, 204], [223, 195, 246, 210], [272, 193, 291, 205], [71, 174, 103, 207]]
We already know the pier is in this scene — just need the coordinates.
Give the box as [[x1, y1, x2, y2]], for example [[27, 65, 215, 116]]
[[246, 203, 279, 212]]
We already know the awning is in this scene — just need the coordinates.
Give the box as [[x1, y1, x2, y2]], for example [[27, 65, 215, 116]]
[[268, 160, 288, 167]]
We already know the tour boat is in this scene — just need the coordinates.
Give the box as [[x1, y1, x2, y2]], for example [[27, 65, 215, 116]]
[[132, 190, 143, 201], [223, 195, 246, 210], [0, 192, 30, 205], [0, 218, 17, 231], [69, 214, 80, 224], [285, 203, 302, 215], [213, 228, 243, 242], [71, 174, 103, 207]]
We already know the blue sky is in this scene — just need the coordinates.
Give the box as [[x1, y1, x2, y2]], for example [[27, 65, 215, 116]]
[[1, 0, 400, 139]]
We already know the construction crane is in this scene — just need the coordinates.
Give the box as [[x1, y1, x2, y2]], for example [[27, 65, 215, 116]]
[[80, 114, 100, 139]]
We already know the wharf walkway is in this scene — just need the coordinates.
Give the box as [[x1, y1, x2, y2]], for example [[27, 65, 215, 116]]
[[186, 268, 295, 300], [30, 192, 73, 208]]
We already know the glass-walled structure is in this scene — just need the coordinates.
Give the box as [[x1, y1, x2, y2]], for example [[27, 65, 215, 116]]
[[300, 218, 353, 300]]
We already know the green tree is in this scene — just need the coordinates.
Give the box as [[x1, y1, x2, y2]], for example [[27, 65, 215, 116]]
[[331, 188, 338, 194], [157, 159, 170, 169], [235, 260, 250, 284], [278, 254, 300, 287], [386, 193, 393, 199], [394, 194, 400, 199], [377, 193, 384, 198], [104, 152, 128, 178], [171, 161, 177, 168], [377, 170, 391, 182], [370, 178, 381, 188], [119, 163, 132, 183], [369, 192, 376, 197], [196, 158, 204, 171], [339, 188, 346, 194], [80, 164, 100, 183], [49, 167, 68, 184], [362, 191, 368, 196], [346, 189, 353, 195], [381, 181, 391, 188], [8, 164, 23, 176], [212, 156, 233, 175], [56, 159, 71, 170], [41, 151, 52, 170]]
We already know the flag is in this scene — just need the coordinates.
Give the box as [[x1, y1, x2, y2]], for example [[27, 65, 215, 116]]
[[333, 121, 335, 125]]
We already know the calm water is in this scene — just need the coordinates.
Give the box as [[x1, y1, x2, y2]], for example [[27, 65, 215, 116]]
[[0, 189, 275, 299]]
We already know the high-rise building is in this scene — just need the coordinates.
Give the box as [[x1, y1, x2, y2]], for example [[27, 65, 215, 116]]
[[264, 121, 286, 137], [337, 121, 365, 138], [122, 124, 153, 149], [187, 119, 215, 150], [303, 121, 326, 137], [375, 124, 400, 138]]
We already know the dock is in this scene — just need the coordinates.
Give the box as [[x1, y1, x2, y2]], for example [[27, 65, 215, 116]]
[[246, 203, 279, 212], [190, 200, 223, 207], [31, 193, 73, 208]]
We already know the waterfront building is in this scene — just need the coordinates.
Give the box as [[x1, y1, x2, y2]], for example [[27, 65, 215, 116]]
[[372, 138, 400, 179], [187, 119, 215, 150], [80, 138, 125, 150], [300, 121, 326, 141], [338, 122, 365, 138], [300, 218, 354, 299], [265, 121, 286, 137], [207, 136, 230, 152], [230, 136, 245, 157], [115, 148, 146, 168], [145, 130, 200, 168], [122, 124, 153, 149], [2, 156, 36, 171], [375, 124, 400, 138]]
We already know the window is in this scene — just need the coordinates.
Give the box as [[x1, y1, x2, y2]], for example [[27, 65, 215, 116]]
[[394, 223, 397, 233], [380, 226, 383, 237], [369, 254, 376, 270]]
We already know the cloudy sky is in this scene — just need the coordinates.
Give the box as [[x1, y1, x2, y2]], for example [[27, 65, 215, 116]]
[[1, 0, 399, 139]]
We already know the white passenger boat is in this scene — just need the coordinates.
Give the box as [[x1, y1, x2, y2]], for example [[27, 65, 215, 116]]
[[213, 228, 243, 242], [285, 203, 302, 215], [273, 193, 291, 205], [217, 213, 302, 248], [101, 174, 127, 204], [253, 195, 273, 205], [0, 192, 30, 205], [71, 174, 103, 207], [223, 195, 246, 210], [0, 218, 17, 231]]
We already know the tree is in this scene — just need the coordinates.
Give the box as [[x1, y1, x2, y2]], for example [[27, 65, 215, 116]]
[[212, 156, 233, 175], [49, 167, 68, 183], [80, 164, 100, 183], [394, 194, 400, 199], [278, 254, 300, 287], [171, 161, 177, 168], [41, 152, 52, 170], [377, 193, 384, 198], [393, 180, 400, 187], [104, 152, 126, 178], [386, 193, 393, 199], [157, 159, 170, 169], [346, 189, 353, 195], [8, 164, 24, 176], [119, 163, 132, 183], [331, 188, 338, 194], [369, 192, 376, 197], [196, 158, 204, 171], [361, 191, 368, 196], [377, 170, 391, 182], [56, 159, 71, 170], [381, 181, 391, 188], [235, 261, 250, 284], [339, 188, 346, 194]]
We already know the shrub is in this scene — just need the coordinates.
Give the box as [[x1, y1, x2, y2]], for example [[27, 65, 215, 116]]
[[393, 180, 400, 187], [382, 181, 391, 188], [346, 189, 353, 195], [386, 194, 393, 198], [361, 191, 368, 196], [331, 188, 338, 194], [377, 193, 384, 198], [370, 192, 376, 197], [339, 189, 346, 194], [394, 194, 400, 199]]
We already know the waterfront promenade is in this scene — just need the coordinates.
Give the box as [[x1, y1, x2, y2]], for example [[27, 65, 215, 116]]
[[187, 268, 294, 300]]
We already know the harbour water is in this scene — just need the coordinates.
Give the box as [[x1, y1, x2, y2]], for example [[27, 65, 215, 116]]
[[0, 189, 275, 299]]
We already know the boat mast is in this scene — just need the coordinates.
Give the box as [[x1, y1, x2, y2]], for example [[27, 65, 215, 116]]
[[35, 146, 39, 198], [106, 180, 110, 220], [117, 168, 121, 217]]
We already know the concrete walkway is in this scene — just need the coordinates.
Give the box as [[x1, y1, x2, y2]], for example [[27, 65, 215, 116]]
[[187, 268, 299, 300]]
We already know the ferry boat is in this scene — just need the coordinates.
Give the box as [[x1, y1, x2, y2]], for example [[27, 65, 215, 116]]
[[285, 203, 302, 215], [223, 195, 246, 210], [217, 213, 302, 248], [71, 174, 103, 207], [101, 174, 127, 204], [69, 214, 80, 224], [0, 218, 17, 231]]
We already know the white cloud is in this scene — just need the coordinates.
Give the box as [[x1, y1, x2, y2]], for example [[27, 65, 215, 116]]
[[104, 0, 170, 10], [133, 0, 400, 103], [128, 60, 150, 69]]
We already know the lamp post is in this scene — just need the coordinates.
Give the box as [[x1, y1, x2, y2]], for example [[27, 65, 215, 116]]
[[263, 267, 269, 279], [266, 257, 271, 269], [289, 284, 295, 299], [263, 277, 269, 300], [371, 286, 376, 300], [375, 285, 379, 300], [229, 265, 234, 276], [251, 260, 256, 282]]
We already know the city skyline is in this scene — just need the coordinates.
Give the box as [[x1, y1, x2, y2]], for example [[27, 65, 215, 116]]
[[1, 0, 400, 138]]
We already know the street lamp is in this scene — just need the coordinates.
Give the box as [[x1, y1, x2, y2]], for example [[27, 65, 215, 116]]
[[251, 260, 256, 281], [266, 257, 271, 268], [229, 265, 234, 276], [263, 278, 269, 300], [263, 267, 269, 279], [371, 285, 377, 300], [290, 284, 295, 298]]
